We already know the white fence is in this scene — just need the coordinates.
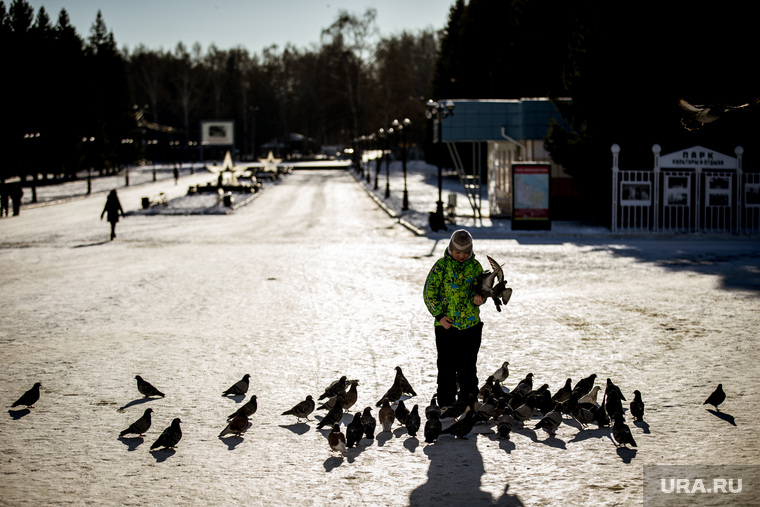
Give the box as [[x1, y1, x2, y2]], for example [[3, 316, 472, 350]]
[[611, 144, 759, 235]]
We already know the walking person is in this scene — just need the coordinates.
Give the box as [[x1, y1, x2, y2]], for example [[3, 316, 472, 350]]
[[101, 189, 125, 240], [9, 183, 23, 216], [423, 229, 485, 409], [0, 182, 9, 217]]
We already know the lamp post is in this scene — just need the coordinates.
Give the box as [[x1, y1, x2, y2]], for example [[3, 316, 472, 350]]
[[425, 99, 455, 230], [375, 128, 384, 190], [384, 126, 393, 199], [366, 133, 374, 183], [392, 118, 411, 211]]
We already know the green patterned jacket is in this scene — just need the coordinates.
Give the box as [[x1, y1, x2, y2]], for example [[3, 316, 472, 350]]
[[423, 250, 483, 329]]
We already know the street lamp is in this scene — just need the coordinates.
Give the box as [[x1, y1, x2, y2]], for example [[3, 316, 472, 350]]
[[384, 126, 394, 199], [392, 118, 412, 211], [425, 99, 455, 231]]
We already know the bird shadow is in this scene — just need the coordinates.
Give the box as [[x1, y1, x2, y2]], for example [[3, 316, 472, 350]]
[[404, 436, 420, 453], [117, 398, 154, 412], [393, 427, 407, 438], [8, 408, 30, 419], [376, 431, 392, 447], [568, 427, 610, 444], [118, 436, 144, 451], [616, 446, 638, 463], [488, 433, 516, 453], [279, 422, 311, 435], [634, 420, 651, 434], [514, 427, 538, 442], [219, 436, 244, 450], [150, 448, 176, 462], [707, 409, 736, 426], [323, 455, 344, 472], [223, 394, 246, 404], [537, 434, 566, 449]]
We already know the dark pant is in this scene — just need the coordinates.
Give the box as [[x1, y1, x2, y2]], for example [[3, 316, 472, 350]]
[[435, 322, 483, 407]]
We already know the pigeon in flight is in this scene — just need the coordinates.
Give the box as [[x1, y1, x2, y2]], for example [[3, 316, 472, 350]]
[[378, 398, 396, 432], [281, 395, 315, 422], [629, 390, 645, 422], [474, 256, 512, 312], [222, 374, 250, 397], [361, 407, 376, 439], [679, 98, 759, 131], [328, 423, 347, 456], [135, 376, 164, 398], [229, 395, 258, 421], [119, 408, 153, 437], [424, 410, 442, 443], [150, 418, 182, 450], [11, 382, 41, 408], [346, 412, 364, 448], [219, 413, 250, 438], [611, 413, 637, 448], [704, 384, 726, 411]]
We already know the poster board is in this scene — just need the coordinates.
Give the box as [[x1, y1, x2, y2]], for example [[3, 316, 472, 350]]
[[512, 163, 551, 230], [201, 120, 235, 145]]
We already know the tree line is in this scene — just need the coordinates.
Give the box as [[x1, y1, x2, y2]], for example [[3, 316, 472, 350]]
[[3, 0, 757, 221]]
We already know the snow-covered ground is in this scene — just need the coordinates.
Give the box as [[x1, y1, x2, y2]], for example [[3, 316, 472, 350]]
[[1, 164, 759, 506]]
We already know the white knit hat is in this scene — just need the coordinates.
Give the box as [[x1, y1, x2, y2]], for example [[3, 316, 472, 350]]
[[448, 229, 473, 254]]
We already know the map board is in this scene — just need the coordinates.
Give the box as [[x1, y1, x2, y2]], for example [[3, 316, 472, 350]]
[[512, 163, 551, 230]]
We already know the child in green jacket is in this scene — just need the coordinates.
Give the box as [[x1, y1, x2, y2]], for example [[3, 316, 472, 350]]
[[423, 229, 485, 408]]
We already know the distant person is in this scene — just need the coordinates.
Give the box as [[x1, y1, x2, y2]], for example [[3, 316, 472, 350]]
[[0, 182, 8, 217], [101, 189, 125, 240], [173, 164, 179, 185], [10, 183, 23, 216]]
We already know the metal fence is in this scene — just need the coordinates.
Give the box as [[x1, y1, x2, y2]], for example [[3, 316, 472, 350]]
[[611, 144, 759, 235]]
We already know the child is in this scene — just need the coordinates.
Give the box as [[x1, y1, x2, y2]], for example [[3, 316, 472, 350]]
[[101, 189, 125, 240], [423, 229, 485, 408]]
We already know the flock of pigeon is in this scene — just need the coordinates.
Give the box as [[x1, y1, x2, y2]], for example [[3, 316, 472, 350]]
[[9, 364, 728, 456]]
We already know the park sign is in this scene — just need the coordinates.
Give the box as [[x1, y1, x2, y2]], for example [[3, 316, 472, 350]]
[[201, 120, 235, 146], [659, 146, 739, 171], [512, 163, 551, 230]]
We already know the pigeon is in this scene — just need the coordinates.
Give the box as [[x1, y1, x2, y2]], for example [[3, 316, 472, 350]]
[[424, 410, 442, 443], [497, 410, 514, 439], [578, 386, 601, 406], [551, 378, 572, 404], [611, 413, 637, 448], [534, 403, 562, 436], [394, 366, 417, 397], [405, 404, 421, 437], [119, 408, 153, 437], [491, 361, 510, 383], [135, 375, 164, 398], [395, 399, 410, 426], [376, 377, 403, 407], [630, 390, 645, 422], [604, 389, 624, 419], [11, 382, 41, 408], [514, 373, 533, 396], [571, 374, 596, 398], [492, 397, 509, 421], [678, 98, 759, 131], [317, 397, 344, 430], [229, 395, 258, 420], [361, 407, 376, 439], [317, 395, 342, 411], [473, 395, 496, 423], [566, 396, 595, 429], [440, 398, 468, 420], [219, 413, 249, 437], [605, 378, 626, 401], [475, 255, 512, 312], [343, 380, 360, 410], [528, 384, 553, 415], [150, 418, 182, 450], [281, 395, 315, 422], [440, 407, 476, 439], [378, 398, 395, 432], [319, 376, 347, 400], [346, 412, 364, 448], [425, 395, 441, 419], [478, 377, 495, 401], [512, 397, 537, 423], [328, 423, 347, 456], [704, 383, 726, 411], [593, 402, 610, 428], [222, 374, 250, 396]]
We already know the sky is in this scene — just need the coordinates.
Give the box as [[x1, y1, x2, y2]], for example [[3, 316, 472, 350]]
[[24, 0, 454, 53]]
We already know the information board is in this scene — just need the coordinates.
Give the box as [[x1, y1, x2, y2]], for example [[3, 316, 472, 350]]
[[512, 163, 551, 230]]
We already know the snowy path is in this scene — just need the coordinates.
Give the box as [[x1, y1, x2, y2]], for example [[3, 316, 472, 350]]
[[1, 170, 759, 506]]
